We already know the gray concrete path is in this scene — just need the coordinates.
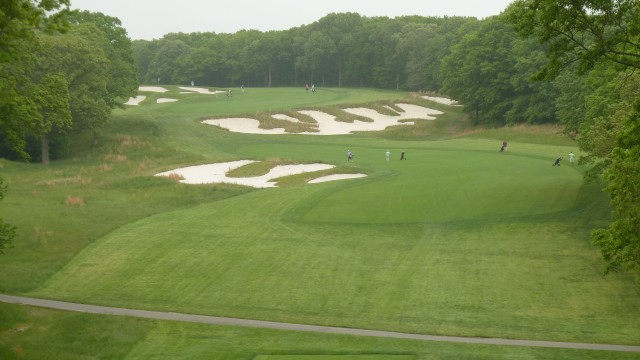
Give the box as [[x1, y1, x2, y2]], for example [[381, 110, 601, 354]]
[[2, 293, 639, 353]]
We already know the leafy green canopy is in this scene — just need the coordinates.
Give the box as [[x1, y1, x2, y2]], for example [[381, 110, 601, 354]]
[[593, 101, 640, 273], [1, 9, 138, 163], [0, 0, 70, 59], [132, 14, 476, 91], [1, 1, 70, 160], [506, 0, 640, 78], [0, 0, 71, 252], [441, 16, 557, 125]]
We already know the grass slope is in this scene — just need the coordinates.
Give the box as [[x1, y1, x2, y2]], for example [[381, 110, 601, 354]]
[[1, 86, 639, 358]]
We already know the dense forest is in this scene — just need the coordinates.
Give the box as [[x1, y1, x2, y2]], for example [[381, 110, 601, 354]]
[[1, 0, 639, 274]]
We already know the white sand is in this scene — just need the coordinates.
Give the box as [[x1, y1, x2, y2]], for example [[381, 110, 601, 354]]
[[203, 103, 443, 136], [139, 86, 168, 93], [308, 173, 368, 184], [422, 96, 459, 106], [155, 161, 337, 188], [157, 98, 178, 103], [301, 110, 362, 135], [124, 95, 146, 106], [179, 86, 227, 95]]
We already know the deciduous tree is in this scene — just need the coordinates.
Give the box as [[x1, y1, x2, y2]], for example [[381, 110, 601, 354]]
[[593, 100, 640, 273], [506, 0, 640, 78], [1, 0, 70, 160], [0, 0, 70, 254], [33, 73, 72, 164]]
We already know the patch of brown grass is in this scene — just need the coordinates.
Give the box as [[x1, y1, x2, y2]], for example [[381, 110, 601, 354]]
[[137, 157, 154, 171], [453, 123, 565, 138], [37, 176, 90, 187], [13, 344, 25, 358], [64, 196, 85, 206], [507, 123, 565, 135], [116, 134, 147, 149], [34, 225, 53, 244], [165, 173, 185, 182], [104, 153, 128, 162]]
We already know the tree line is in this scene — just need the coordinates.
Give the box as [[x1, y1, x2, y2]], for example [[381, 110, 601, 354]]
[[132, 13, 565, 126], [1, 0, 639, 275]]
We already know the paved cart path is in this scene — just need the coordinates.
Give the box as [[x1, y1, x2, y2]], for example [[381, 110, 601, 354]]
[[2, 294, 639, 353]]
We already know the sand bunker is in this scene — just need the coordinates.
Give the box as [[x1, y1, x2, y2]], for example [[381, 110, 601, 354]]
[[203, 103, 443, 135], [272, 114, 301, 123], [422, 96, 459, 106], [179, 86, 227, 95], [203, 118, 288, 134], [154, 161, 362, 188], [308, 173, 368, 184], [157, 98, 178, 103], [125, 95, 146, 106], [139, 86, 168, 93]]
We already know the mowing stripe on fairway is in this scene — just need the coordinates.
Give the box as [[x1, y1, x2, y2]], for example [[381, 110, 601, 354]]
[[1, 294, 638, 353]]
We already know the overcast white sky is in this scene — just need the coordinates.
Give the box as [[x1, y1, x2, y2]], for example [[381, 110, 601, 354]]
[[70, 0, 515, 40]]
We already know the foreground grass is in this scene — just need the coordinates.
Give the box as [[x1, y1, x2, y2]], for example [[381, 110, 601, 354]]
[[1, 86, 639, 358], [1, 303, 637, 360], [29, 176, 639, 344]]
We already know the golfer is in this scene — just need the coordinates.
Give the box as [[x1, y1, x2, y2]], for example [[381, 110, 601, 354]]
[[385, 149, 390, 161], [553, 157, 562, 166]]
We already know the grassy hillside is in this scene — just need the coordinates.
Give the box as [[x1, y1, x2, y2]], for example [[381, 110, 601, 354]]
[[1, 86, 638, 359]]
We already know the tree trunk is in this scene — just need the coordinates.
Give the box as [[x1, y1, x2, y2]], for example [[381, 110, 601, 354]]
[[41, 135, 50, 165]]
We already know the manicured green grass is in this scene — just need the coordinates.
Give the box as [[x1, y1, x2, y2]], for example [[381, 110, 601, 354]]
[[1, 87, 639, 358], [135, 86, 409, 118], [253, 356, 414, 360], [29, 179, 639, 344], [1, 303, 638, 360]]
